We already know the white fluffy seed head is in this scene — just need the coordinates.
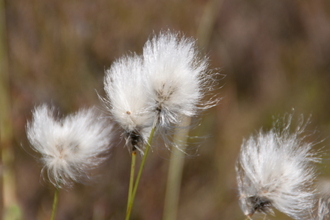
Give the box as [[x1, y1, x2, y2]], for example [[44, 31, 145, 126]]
[[103, 55, 155, 149], [26, 104, 113, 187], [143, 32, 216, 127], [236, 115, 320, 220]]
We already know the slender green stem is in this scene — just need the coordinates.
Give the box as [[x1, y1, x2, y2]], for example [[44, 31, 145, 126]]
[[197, 0, 223, 49], [162, 146, 183, 220], [50, 183, 60, 220], [125, 125, 157, 220], [162, 117, 191, 220], [0, 0, 22, 219], [126, 150, 137, 213]]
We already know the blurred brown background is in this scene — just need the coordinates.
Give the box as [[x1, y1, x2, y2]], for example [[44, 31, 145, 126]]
[[2, 0, 330, 219]]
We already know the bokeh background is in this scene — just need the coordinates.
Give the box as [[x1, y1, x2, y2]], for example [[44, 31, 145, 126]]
[[1, 0, 330, 219]]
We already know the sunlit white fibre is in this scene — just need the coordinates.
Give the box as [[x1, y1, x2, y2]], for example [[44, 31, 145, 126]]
[[143, 32, 217, 127], [26, 105, 113, 187], [236, 116, 319, 220], [103, 55, 155, 147]]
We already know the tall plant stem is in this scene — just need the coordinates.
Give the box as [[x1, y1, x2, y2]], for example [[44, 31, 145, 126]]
[[125, 125, 156, 220], [50, 183, 60, 220], [162, 116, 191, 220], [0, 0, 21, 219], [126, 150, 137, 213], [197, 0, 223, 50]]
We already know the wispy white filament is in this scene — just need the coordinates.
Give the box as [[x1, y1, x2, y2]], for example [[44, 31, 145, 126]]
[[236, 115, 320, 220], [26, 104, 113, 187]]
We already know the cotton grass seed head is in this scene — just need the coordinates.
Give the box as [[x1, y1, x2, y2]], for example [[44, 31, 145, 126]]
[[26, 104, 113, 187], [103, 55, 155, 150], [143, 32, 217, 127], [236, 115, 320, 220]]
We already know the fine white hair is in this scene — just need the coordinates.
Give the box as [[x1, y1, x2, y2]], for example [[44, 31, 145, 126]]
[[26, 104, 113, 187], [236, 115, 320, 220]]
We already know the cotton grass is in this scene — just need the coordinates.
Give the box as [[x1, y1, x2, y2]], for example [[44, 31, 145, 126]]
[[236, 115, 320, 219], [26, 104, 113, 187]]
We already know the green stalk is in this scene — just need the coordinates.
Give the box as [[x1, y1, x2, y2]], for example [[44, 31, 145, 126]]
[[50, 183, 60, 220], [126, 150, 137, 213], [0, 0, 21, 219], [162, 117, 191, 220], [197, 0, 223, 49], [125, 125, 156, 220]]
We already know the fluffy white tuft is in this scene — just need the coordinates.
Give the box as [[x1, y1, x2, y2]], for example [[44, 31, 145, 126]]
[[236, 115, 320, 220], [26, 104, 113, 187], [103, 55, 156, 151], [143, 32, 216, 127]]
